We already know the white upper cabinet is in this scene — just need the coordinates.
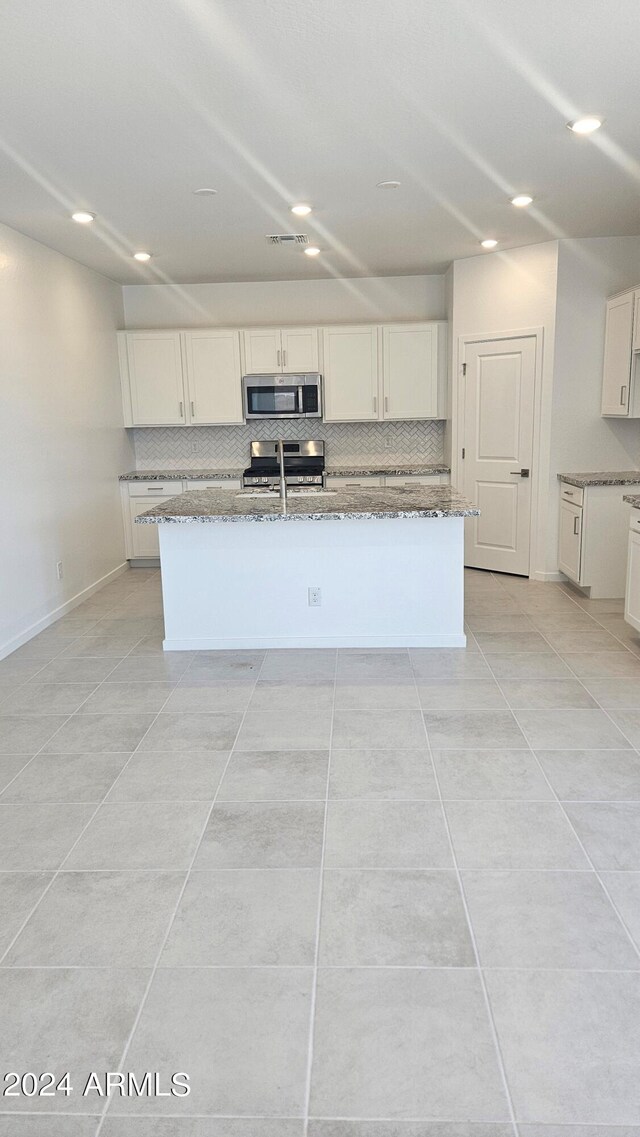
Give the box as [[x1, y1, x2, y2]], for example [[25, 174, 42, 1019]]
[[322, 326, 379, 422], [242, 327, 319, 373], [382, 323, 444, 419], [122, 332, 186, 426], [601, 290, 636, 416], [183, 330, 243, 424]]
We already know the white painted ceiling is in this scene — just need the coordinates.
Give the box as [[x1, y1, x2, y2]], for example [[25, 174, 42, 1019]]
[[1, 0, 639, 284]]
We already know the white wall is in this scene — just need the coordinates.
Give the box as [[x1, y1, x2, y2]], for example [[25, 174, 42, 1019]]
[[548, 236, 640, 570], [122, 274, 445, 329], [449, 242, 559, 577], [0, 222, 134, 657]]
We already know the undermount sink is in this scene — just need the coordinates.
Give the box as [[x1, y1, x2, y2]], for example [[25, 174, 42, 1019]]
[[236, 490, 337, 498]]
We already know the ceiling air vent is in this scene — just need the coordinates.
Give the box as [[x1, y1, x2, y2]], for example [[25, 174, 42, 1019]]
[[266, 233, 309, 246]]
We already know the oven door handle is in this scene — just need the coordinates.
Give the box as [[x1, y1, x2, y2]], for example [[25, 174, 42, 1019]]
[[297, 385, 305, 415]]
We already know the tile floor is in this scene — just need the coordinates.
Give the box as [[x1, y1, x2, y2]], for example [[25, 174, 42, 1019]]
[[1, 566, 640, 1134]]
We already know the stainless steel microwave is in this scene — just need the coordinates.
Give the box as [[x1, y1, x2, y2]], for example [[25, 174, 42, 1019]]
[[242, 373, 322, 419]]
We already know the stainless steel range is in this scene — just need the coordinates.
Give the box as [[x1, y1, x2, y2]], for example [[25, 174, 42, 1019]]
[[242, 440, 325, 489]]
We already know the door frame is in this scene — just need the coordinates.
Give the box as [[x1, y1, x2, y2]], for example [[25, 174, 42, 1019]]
[[451, 326, 547, 579]]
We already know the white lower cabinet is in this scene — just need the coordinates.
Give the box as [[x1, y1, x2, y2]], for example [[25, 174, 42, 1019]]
[[558, 480, 640, 598], [625, 513, 640, 631], [185, 478, 242, 491], [325, 475, 384, 488], [123, 481, 184, 560], [384, 474, 448, 486], [558, 499, 582, 582]]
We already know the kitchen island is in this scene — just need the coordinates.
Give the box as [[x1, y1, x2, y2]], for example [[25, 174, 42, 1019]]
[[137, 486, 479, 650]]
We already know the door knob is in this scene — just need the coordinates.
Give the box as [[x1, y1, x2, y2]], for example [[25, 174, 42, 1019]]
[[510, 468, 530, 477]]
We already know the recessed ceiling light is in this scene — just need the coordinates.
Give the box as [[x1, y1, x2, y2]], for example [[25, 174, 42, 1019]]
[[480, 238, 498, 249], [567, 116, 603, 135], [133, 251, 152, 262], [71, 211, 95, 224], [291, 203, 312, 216], [193, 187, 218, 195], [511, 194, 533, 207], [304, 246, 321, 257], [376, 180, 401, 189]]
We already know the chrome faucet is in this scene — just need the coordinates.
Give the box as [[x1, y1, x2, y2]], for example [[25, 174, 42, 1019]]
[[277, 439, 287, 511]]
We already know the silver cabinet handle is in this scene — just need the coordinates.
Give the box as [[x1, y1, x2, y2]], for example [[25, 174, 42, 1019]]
[[179, 401, 183, 418], [277, 349, 281, 367], [146, 487, 165, 493], [564, 490, 574, 496], [621, 385, 628, 405], [345, 482, 361, 488], [283, 349, 287, 367], [384, 396, 389, 413], [573, 516, 580, 536], [191, 401, 195, 417], [373, 396, 377, 413]]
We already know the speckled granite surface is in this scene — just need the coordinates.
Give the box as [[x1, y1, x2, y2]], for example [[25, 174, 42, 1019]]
[[136, 486, 478, 524], [623, 494, 640, 508], [559, 471, 640, 488], [120, 463, 450, 481]]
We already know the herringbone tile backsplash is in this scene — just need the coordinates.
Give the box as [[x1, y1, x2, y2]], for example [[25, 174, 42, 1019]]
[[133, 420, 445, 470]]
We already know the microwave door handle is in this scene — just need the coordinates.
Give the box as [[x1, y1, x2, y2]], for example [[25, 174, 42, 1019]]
[[297, 385, 304, 414]]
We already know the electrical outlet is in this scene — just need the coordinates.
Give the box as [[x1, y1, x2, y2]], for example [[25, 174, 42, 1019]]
[[308, 586, 321, 607], [56, 561, 63, 580], [191, 442, 199, 453]]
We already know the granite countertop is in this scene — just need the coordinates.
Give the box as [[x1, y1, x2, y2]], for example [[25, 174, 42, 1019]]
[[119, 463, 450, 482], [136, 485, 478, 524], [559, 471, 640, 488], [623, 495, 640, 508]]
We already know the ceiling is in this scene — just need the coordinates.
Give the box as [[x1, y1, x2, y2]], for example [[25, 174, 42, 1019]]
[[1, 0, 639, 284]]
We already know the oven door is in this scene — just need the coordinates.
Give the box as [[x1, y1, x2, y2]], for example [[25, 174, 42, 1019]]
[[244, 382, 302, 419]]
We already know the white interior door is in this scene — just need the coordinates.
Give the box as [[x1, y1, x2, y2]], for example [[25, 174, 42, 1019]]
[[461, 336, 536, 575]]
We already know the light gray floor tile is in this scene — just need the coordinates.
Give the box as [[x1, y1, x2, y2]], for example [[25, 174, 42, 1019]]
[[310, 968, 509, 1120], [111, 967, 312, 1116], [235, 708, 332, 751], [543, 629, 626, 653], [102, 1122, 303, 1137], [463, 869, 638, 968], [564, 802, 640, 869], [332, 709, 426, 749], [0, 872, 53, 956], [600, 872, 640, 948], [514, 708, 631, 749], [93, 616, 163, 637], [446, 801, 589, 869], [0, 753, 30, 791], [486, 969, 640, 1123], [415, 677, 507, 709], [163, 682, 254, 711], [474, 629, 552, 652], [518, 1127, 640, 1137], [466, 613, 535, 631], [42, 713, 155, 754], [248, 680, 334, 713], [334, 678, 420, 710], [195, 801, 325, 868], [433, 748, 552, 800], [105, 750, 228, 802], [0, 752, 128, 802], [0, 802, 94, 869], [325, 801, 452, 868], [0, 1118, 99, 1136], [0, 715, 68, 753], [138, 712, 241, 752], [562, 652, 640, 677], [65, 802, 210, 869], [582, 678, 640, 707], [162, 868, 319, 965], [57, 634, 140, 658], [77, 682, 175, 713], [186, 650, 266, 680], [29, 657, 120, 683], [410, 650, 491, 678], [536, 748, 640, 800], [607, 709, 640, 747], [499, 678, 596, 708], [308, 1126, 513, 1137], [329, 748, 437, 799], [319, 869, 474, 966], [0, 684, 96, 715], [5, 870, 184, 966], [218, 749, 328, 800], [487, 653, 573, 678], [260, 648, 336, 680], [336, 651, 413, 679], [424, 710, 525, 749], [0, 968, 148, 1114], [105, 655, 193, 682]]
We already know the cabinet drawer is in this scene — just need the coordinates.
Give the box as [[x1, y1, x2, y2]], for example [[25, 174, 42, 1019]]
[[384, 474, 444, 486], [560, 483, 584, 507], [127, 480, 183, 498], [185, 478, 241, 491], [325, 476, 384, 488]]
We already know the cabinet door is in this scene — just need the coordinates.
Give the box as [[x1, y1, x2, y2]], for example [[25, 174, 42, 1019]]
[[325, 476, 384, 488], [601, 292, 634, 416], [184, 331, 243, 424], [634, 293, 640, 352], [280, 327, 319, 372], [384, 474, 444, 486], [125, 333, 186, 425], [322, 326, 379, 422], [382, 324, 439, 419], [558, 500, 583, 583], [625, 529, 640, 631], [129, 500, 173, 558], [243, 328, 281, 373]]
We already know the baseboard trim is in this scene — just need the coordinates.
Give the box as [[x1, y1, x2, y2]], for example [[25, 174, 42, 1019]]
[[0, 561, 129, 662], [163, 633, 468, 651], [532, 570, 565, 582]]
